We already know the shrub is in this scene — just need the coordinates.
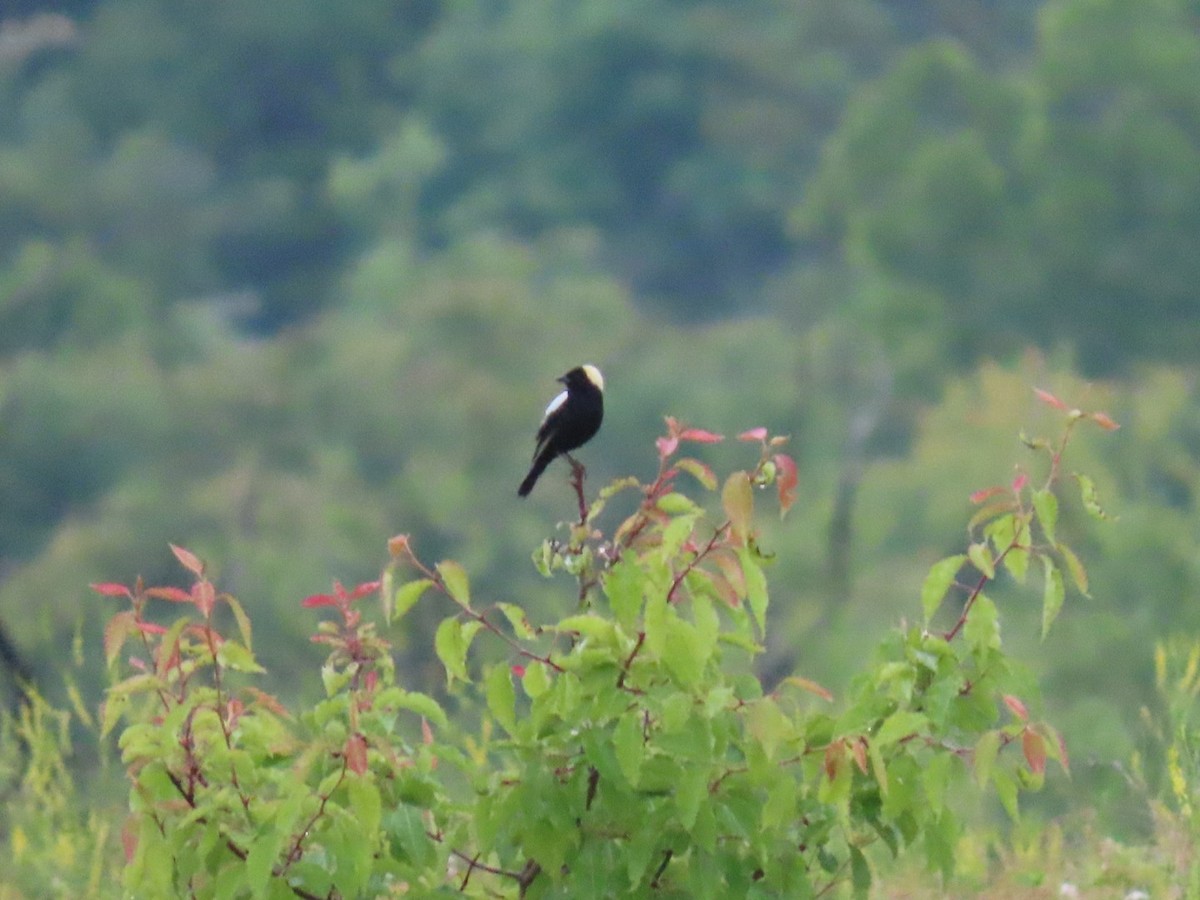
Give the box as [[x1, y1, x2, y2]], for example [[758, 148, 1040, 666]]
[[94, 399, 1114, 897]]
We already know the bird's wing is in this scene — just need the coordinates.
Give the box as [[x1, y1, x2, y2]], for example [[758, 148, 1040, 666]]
[[532, 390, 567, 459], [543, 390, 568, 420]]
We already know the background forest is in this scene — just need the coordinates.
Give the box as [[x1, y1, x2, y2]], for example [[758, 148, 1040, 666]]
[[2, 0, 1200, 894]]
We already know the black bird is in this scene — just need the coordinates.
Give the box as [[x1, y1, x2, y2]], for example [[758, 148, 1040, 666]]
[[518, 365, 605, 497]]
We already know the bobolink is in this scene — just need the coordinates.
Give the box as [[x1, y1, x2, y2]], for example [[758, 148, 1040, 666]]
[[518, 364, 605, 497]]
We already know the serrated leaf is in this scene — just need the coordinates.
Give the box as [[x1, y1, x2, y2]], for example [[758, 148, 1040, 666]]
[[613, 711, 644, 788], [496, 602, 537, 639], [921, 555, 966, 623], [676, 457, 717, 490], [1075, 473, 1113, 521], [1056, 542, 1090, 597], [103, 610, 136, 669], [661, 513, 698, 559], [434, 618, 468, 683], [485, 664, 516, 734], [722, 470, 754, 544], [656, 492, 700, 515], [1032, 489, 1058, 545], [973, 730, 1001, 788], [1041, 556, 1065, 639], [169, 543, 204, 577], [967, 542, 994, 579], [603, 559, 643, 630], [222, 594, 253, 651], [737, 547, 768, 635], [874, 710, 927, 747], [392, 578, 432, 623], [216, 640, 265, 673], [850, 845, 871, 898], [522, 660, 551, 697], [436, 561, 471, 608], [1022, 727, 1047, 775]]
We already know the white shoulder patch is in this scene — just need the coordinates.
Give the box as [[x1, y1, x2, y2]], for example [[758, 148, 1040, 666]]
[[543, 389, 568, 419]]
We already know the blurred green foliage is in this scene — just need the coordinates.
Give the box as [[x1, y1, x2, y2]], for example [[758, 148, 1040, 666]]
[[1, 0, 1199, 888]]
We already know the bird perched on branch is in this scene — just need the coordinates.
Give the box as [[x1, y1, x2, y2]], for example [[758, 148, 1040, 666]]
[[518, 365, 604, 497]]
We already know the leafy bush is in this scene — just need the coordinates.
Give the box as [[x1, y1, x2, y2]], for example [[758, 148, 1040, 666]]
[[93, 402, 1113, 897]]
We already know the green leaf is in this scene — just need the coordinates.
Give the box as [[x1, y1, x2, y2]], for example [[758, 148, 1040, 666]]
[[850, 845, 871, 898], [737, 547, 769, 635], [921, 555, 966, 623], [1002, 517, 1031, 583], [973, 730, 1001, 789], [485, 664, 517, 734], [761, 772, 797, 830], [722, 470, 754, 543], [1041, 556, 1066, 639], [967, 542, 994, 580], [656, 492, 700, 515], [963, 593, 1000, 652], [660, 512, 698, 558], [436, 560, 471, 608], [347, 775, 382, 851], [216, 640, 265, 674], [613, 711, 644, 788], [1032, 489, 1058, 545], [1075, 473, 1113, 520], [223, 594, 253, 651], [664, 618, 704, 687], [392, 690, 449, 728], [392, 578, 432, 622], [1056, 541, 1090, 596], [603, 559, 643, 630], [496, 601, 537, 639], [674, 762, 707, 829], [522, 660, 551, 698], [992, 767, 1020, 821], [434, 618, 468, 683], [874, 710, 927, 747], [676, 456, 718, 490]]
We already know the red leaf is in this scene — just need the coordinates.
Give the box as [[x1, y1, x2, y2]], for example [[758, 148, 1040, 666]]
[[656, 435, 679, 459], [1053, 728, 1070, 775], [193, 581, 216, 618], [511, 664, 526, 678], [969, 486, 1006, 504], [121, 817, 138, 864], [348, 580, 382, 601], [91, 582, 132, 598], [851, 738, 868, 774], [1022, 727, 1046, 775], [738, 427, 768, 442], [146, 586, 192, 603], [678, 427, 725, 444], [135, 621, 167, 636], [302, 593, 338, 608], [170, 544, 205, 577], [345, 733, 369, 775], [1090, 411, 1120, 431], [1033, 387, 1068, 411], [773, 453, 799, 513], [824, 740, 842, 780], [1011, 473, 1029, 494], [1002, 694, 1029, 722]]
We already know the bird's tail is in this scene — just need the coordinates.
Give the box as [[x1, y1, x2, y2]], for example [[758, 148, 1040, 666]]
[[518, 450, 555, 497]]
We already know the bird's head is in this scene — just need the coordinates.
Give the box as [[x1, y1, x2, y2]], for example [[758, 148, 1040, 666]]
[[559, 364, 604, 393]]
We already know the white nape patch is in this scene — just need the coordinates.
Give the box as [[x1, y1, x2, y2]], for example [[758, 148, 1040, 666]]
[[582, 364, 604, 391], [543, 390, 568, 419]]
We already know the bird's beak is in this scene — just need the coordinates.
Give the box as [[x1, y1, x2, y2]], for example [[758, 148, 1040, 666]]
[[556, 375, 568, 384]]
